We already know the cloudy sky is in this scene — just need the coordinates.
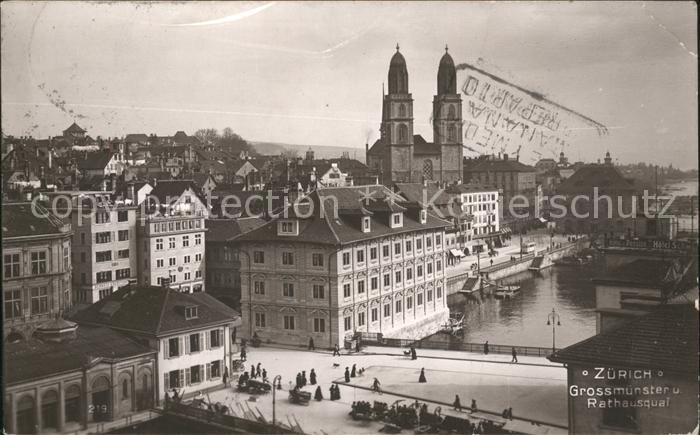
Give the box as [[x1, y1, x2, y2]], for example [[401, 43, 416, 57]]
[[1, 1, 697, 168]]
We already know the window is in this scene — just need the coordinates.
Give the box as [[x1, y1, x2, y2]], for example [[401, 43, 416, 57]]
[[31, 287, 48, 315], [283, 315, 296, 330], [383, 273, 390, 287], [392, 213, 402, 226], [382, 245, 389, 258], [254, 251, 265, 264], [4, 253, 20, 278], [195, 253, 202, 262], [357, 250, 364, 263], [168, 338, 180, 357], [99, 288, 112, 300], [426, 237, 432, 248], [416, 238, 423, 250], [190, 365, 202, 384], [313, 284, 325, 299], [394, 242, 401, 255], [395, 270, 402, 283], [342, 252, 350, 266], [383, 303, 391, 317], [420, 210, 427, 223], [195, 234, 202, 245], [343, 283, 351, 298], [156, 259, 164, 268], [370, 247, 377, 260], [282, 252, 294, 265], [156, 238, 163, 250], [210, 360, 222, 379], [371, 307, 378, 322], [184, 272, 191, 281], [96, 231, 111, 244], [182, 235, 189, 247], [437, 287, 443, 299], [118, 230, 129, 241], [81, 233, 86, 244], [344, 316, 352, 331], [189, 333, 201, 352], [116, 268, 130, 279], [395, 300, 402, 313], [31, 251, 47, 275], [4, 289, 22, 319], [96, 271, 112, 283], [168, 370, 181, 389], [279, 220, 297, 235], [427, 263, 433, 275], [371, 277, 378, 290], [122, 380, 129, 398], [118, 249, 130, 259], [96, 251, 112, 263], [358, 312, 366, 327], [358, 280, 365, 294], [407, 296, 413, 310], [169, 257, 176, 267], [96, 211, 110, 224], [363, 217, 371, 232], [195, 270, 201, 279], [117, 210, 128, 222], [169, 237, 176, 249], [283, 282, 295, 297], [437, 260, 442, 272], [417, 265, 423, 277], [406, 241, 412, 253], [427, 290, 433, 302], [406, 268, 413, 280], [314, 317, 326, 333], [209, 329, 223, 347], [255, 312, 266, 327], [184, 255, 191, 264], [312, 253, 323, 266], [436, 235, 442, 246], [417, 293, 424, 306], [254, 281, 265, 295]]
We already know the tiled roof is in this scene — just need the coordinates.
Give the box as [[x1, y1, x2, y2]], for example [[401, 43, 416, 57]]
[[549, 304, 698, 375], [237, 185, 452, 246], [394, 183, 452, 206], [446, 183, 499, 194], [125, 134, 150, 143], [5, 324, 154, 385], [412, 135, 440, 155], [2, 202, 70, 239], [557, 164, 635, 194], [72, 285, 241, 336], [463, 157, 536, 173], [77, 151, 113, 170], [205, 217, 267, 242], [64, 122, 86, 133], [149, 180, 199, 203]]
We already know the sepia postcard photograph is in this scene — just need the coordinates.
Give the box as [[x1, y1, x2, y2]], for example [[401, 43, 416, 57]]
[[1, 1, 698, 434]]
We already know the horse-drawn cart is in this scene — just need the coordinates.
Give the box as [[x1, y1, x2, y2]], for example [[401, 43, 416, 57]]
[[288, 388, 312, 405]]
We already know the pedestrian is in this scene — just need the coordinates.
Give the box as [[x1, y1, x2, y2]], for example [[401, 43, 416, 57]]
[[250, 365, 256, 379], [471, 399, 477, 412], [511, 347, 518, 363], [295, 373, 302, 388], [410, 346, 417, 360], [301, 370, 307, 387], [256, 362, 262, 377], [335, 384, 341, 400], [262, 369, 268, 382], [240, 346, 247, 362], [351, 364, 356, 377], [372, 377, 381, 394], [309, 368, 317, 385], [507, 407, 513, 420], [490, 259, 493, 266], [344, 367, 350, 382], [314, 386, 323, 401], [483, 341, 489, 355], [223, 366, 229, 385], [418, 368, 427, 383], [333, 343, 341, 356], [355, 338, 361, 353], [308, 337, 315, 351], [453, 394, 462, 411]]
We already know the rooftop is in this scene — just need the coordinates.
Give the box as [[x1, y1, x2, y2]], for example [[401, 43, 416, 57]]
[[205, 216, 268, 242], [557, 164, 636, 194], [463, 156, 536, 173], [2, 202, 70, 239]]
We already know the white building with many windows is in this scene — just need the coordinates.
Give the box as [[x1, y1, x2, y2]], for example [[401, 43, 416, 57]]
[[72, 285, 241, 401], [237, 185, 452, 348]]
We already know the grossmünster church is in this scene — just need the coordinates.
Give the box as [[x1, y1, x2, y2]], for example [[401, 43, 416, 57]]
[[367, 45, 463, 185]]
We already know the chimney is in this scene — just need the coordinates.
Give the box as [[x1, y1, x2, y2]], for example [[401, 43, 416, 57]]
[[128, 183, 136, 201], [503, 153, 509, 161]]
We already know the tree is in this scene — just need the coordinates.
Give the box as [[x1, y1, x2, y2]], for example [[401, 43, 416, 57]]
[[194, 128, 218, 145]]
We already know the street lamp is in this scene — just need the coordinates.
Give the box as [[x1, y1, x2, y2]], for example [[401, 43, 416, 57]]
[[546, 308, 561, 354], [272, 375, 282, 426], [550, 231, 554, 251]]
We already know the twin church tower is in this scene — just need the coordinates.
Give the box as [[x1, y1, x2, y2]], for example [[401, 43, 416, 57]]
[[366, 45, 463, 185]]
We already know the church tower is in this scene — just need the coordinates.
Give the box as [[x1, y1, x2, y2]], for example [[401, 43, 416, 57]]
[[381, 45, 414, 183], [433, 46, 463, 183]]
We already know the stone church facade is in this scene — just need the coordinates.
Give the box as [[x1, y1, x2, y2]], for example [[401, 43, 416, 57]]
[[367, 46, 463, 185]]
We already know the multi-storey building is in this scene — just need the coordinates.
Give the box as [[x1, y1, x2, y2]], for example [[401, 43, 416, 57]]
[[237, 185, 451, 348], [446, 184, 503, 254], [47, 192, 139, 304], [2, 202, 73, 341], [72, 285, 240, 402]]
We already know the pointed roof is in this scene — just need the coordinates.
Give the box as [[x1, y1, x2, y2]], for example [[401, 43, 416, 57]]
[[437, 46, 457, 95], [64, 122, 86, 133]]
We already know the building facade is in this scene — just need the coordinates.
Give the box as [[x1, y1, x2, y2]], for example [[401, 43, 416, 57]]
[[237, 185, 451, 348], [2, 202, 73, 341], [367, 47, 463, 185]]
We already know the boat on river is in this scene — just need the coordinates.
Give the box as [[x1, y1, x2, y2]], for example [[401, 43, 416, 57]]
[[494, 285, 521, 299]]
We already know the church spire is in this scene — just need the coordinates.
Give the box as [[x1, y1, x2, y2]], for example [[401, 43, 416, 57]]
[[388, 45, 408, 94]]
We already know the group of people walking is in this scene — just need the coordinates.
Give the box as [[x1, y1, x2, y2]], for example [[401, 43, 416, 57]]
[[343, 364, 364, 382], [295, 369, 318, 388]]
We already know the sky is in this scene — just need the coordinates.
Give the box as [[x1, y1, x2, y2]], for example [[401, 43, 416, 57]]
[[1, 1, 697, 168]]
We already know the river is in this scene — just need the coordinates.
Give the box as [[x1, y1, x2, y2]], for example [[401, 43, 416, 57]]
[[432, 266, 598, 349]]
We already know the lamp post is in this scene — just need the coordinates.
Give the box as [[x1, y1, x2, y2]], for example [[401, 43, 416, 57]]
[[550, 231, 554, 251], [272, 375, 282, 426], [546, 308, 561, 354]]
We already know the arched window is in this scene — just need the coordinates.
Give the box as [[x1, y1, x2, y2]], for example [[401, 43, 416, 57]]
[[122, 379, 129, 399], [16, 396, 35, 434], [447, 124, 456, 142], [399, 104, 406, 118], [65, 385, 81, 424], [423, 160, 434, 181], [398, 124, 408, 144], [41, 390, 59, 430], [448, 105, 456, 119]]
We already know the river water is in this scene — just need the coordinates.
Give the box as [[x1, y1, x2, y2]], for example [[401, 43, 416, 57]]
[[433, 266, 598, 349]]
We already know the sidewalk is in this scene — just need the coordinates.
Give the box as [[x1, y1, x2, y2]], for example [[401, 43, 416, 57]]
[[206, 346, 568, 434]]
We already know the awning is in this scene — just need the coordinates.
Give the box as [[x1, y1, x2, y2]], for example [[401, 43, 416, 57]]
[[449, 249, 465, 258]]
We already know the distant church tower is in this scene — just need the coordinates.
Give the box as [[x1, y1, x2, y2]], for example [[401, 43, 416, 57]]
[[381, 44, 414, 183], [433, 46, 463, 183]]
